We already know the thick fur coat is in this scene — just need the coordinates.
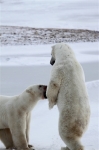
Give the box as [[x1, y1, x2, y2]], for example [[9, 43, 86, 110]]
[[0, 85, 47, 150], [46, 43, 90, 150]]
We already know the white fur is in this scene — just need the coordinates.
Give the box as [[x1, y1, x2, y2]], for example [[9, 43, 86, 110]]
[[0, 85, 47, 150], [46, 43, 90, 150]]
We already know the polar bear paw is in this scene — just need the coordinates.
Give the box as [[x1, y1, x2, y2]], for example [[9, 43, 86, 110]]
[[28, 145, 35, 150], [6, 146, 16, 150], [61, 147, 70, 150], [17, 148, 35, 150]]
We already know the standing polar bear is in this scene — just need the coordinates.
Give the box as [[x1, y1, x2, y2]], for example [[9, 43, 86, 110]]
[[46, 43, 90, 150], [0, 85, 47, 150]]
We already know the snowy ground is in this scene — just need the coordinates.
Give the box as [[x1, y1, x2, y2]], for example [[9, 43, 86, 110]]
[[0, 0, 99, 150], [0, 43, 99, 150], [0, 43, 99, 84]]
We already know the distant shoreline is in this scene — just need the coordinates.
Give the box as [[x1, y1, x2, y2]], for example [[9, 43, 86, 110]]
[[0, 25, 99, 46]]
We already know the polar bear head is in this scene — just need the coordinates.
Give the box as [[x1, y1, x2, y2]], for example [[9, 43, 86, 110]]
[[26, 85, 47, 100], [50, 43, 75, 65]]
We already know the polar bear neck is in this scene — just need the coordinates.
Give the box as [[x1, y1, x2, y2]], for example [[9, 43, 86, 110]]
[[18, 91, 38, 113], [55, 50, 75, 65], [54, 45, 76, 64]]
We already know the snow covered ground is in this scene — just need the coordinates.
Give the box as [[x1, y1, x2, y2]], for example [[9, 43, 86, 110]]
[[0, 0, 99, 149], [0, 42, 99, 84], [0, 43, 99, 150]]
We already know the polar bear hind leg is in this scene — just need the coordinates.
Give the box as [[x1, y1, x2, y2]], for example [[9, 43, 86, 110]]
[[61, 145, 84, 150], [64, 138, 84, 150], [0, 128, 14, 149]]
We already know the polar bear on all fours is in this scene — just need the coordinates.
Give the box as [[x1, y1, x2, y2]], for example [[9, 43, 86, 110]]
[[46, 43, 90, 150], [0, 85, 47, 150]]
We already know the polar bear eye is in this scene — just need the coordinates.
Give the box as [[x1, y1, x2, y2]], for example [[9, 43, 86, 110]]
[[39, 85, 42, 88]]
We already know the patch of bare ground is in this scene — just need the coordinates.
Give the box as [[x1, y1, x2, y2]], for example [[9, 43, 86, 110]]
[[0, 26, 99, 45]]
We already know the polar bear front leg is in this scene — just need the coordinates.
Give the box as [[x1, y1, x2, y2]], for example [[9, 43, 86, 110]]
[[46, 81, 58, 109], [10, 116, 28, 149], [46, 68, 61, 109], [26, 113, 31, 143], [47, 80, 60, 109], [26, 113, 34, 149], [0, 129, 14, 149]]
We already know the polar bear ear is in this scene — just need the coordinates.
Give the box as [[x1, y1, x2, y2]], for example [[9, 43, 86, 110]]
[[26, 88, 34, 96]]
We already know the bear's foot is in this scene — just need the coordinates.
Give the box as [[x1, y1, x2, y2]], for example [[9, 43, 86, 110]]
[[28, 144, 34, 148], [61, 147, 70, 150], [6, 145, 16, 149], [28, 144, 35, 150]]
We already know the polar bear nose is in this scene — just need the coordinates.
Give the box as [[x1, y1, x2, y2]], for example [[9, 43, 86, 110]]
[[50, 57, 55, 65], [43, 85, 47, 90]]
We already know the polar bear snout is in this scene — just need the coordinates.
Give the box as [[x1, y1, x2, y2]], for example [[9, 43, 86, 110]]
[[50, 57, 55, 65], [39, 85, 47, 99], [42, 85, 47, 99], [43, 91, 47, 99]]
